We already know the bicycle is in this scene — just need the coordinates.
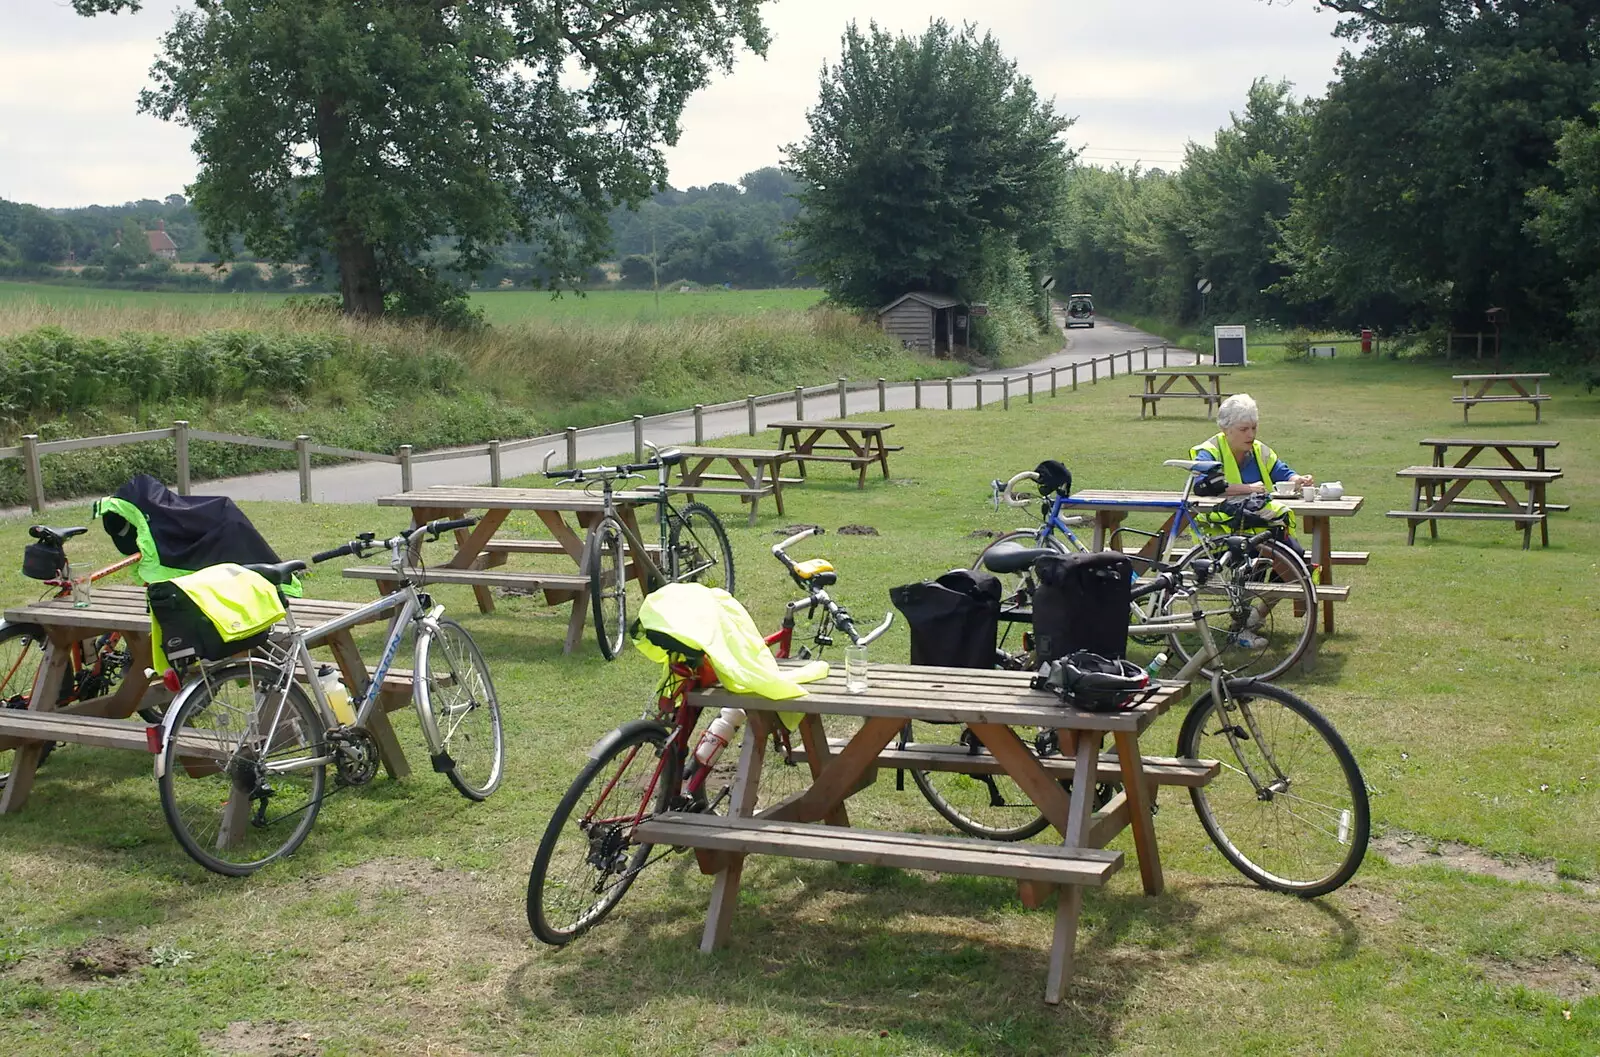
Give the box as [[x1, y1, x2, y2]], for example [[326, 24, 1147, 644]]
[[542, 443, 734, 661], [976, 459, 1317, 681], [153, 517, 505, 876], [1, 526, 146, 789], [524, 526, 892, 945]]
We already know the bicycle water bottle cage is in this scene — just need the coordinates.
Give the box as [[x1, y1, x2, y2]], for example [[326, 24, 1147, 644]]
[[791, 559, 836, 585]]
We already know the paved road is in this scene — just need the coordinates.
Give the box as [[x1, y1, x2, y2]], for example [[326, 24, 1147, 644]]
[[17, 315, 1193, 511]]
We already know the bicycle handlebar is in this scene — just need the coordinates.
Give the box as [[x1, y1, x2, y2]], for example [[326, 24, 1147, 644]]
[[310, 516, 480, 564], [772, 526, 821, 565]]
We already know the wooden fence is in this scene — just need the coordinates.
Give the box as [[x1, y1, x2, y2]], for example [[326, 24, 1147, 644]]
[[2, 343, 1194, 512]]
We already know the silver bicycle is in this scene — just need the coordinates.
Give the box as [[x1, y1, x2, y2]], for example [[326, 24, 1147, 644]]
[[153, 518, 505, 876]]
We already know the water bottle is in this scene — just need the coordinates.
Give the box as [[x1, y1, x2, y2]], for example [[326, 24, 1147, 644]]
[[315, 665, 355, 726], [692, 707, 746, 767], [1144, 652, 1168, 680]]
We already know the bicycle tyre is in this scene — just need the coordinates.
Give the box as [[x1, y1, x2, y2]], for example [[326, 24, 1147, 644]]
[[527, 722, 674, 945], [0, 623, 53, 787], [908, 722, 1053, 841], [1164, 538, 1315, 681], [415, 617, 504, 801], [586, 516, 629, 660], [1177, 679, 1368, 897], [158, 661, 327, 876], [668, 502, 734, 595]]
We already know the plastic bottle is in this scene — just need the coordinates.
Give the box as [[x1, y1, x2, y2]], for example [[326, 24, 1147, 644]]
[[316, 665, 355, 726], [1144, 652, 1168, 680], [692, 707, 747, 767]]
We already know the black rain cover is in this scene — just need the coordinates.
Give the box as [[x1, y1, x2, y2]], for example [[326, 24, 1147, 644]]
[[100, 474, 284, 574]]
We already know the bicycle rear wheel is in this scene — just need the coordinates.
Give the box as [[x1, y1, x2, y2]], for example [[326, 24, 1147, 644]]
[[415, 617, 504, 801], [908, 722, 1052, 841], [0, 623, 52, 788], [586, 516, 629, 660], [158, 661, 327, 876], [1164, 538, 1315, 680], [1177, 680, 1368, 896], [527, 722, 675, 944], [669, 502, 734, 594]]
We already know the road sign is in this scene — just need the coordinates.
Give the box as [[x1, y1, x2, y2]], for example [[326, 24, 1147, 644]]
[[1041, 276, 1057, 291], [1196, 278, 1213, 295]]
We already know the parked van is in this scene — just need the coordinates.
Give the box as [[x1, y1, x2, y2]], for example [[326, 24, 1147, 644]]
[[1065, 293, 1095, 328]]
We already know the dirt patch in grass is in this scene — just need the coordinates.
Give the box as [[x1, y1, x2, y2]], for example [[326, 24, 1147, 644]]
[[301, 855, 486, 899], [199, 1020, 323, 1057], [1334, 882, 1404, 925], [1480, 954, 1600, 1002], [66, 937, 147, 979], [1373, 831, 1598, 893]]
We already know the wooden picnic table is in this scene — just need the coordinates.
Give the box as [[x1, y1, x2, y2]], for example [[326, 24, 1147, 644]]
[[1061, 489, 1366, 634], [1421, 436, 1560, 473], [637, 663, 1202, 1004], [661, 445, 793, 527], [1452, 373, 1551, 423], [0, 585, 412, 814], [765, 420, 900, 488], [1387, 465, 1562, 549], [1130, 370, 1232, 418], [356, 486, 657, 653]]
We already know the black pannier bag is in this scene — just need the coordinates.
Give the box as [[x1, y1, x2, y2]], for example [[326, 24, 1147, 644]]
[[889, 568, 1003, 669], [1030, 551, 1133, 663], [146, 580, 273, 665]]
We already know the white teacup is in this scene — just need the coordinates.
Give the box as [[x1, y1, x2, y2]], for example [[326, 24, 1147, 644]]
[[1272, 480, 1301, 498], [1318, 481, 1344, 501]]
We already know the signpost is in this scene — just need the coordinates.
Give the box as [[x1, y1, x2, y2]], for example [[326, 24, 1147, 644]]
[[1196, 277, 1212, 318], [1214, 324, 1247, 366]]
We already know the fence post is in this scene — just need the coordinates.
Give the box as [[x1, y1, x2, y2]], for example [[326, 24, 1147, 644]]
[[633, 415, 645, 461], [694, 404, 705, 444], [838, 376, 848, 418], [1050, 366, 1058, 396], [1163, 345, 1170, 367], [794, 385, 804, 419], [1002, 376, 1010, 410], [1072, 363, 1079, 390], [488, 439, 502, 487], [21, 434, 43, 514], [746, 396, 757, 436], [296, 435, 315, 502], [914, 378, 922, 409], [976, 378, 985, 410], [1091, 358, 1099, 384], [173, 420, 191, 495], [1476, 333, 1483, 360], [395, 443, 411, 496], [1142, 347, 1149, 371], [945, 377, 954, 410], [1027, 372, 1035, 403], [877, 377, 886, 413], [565, 426, 578, 469]]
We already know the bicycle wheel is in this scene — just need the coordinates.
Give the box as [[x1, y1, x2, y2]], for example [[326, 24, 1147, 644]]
[[908, 722, 1052, 841], [0, 623, 52, 787], [586, 516, 629, 660], [158, 661, 327, 876], [1164, 538, 1315, 680], [1177, 680, 1368, 896], [668, 502, 734, 594], [527, 722, 676, 944], [415, 617, 504, 801]]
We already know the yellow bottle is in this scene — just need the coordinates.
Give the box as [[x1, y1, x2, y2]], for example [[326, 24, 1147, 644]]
[[315, 665, 355, 726]]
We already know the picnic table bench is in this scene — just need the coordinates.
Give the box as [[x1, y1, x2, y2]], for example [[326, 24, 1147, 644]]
[[1419, 437, 1567, 512], [1130, 370, 1232, 418], [766, 420, 900, 488], [1452, 373, 1551, 423], [0, 585, 413, 814], [653, 445, 793, 526], [1387, 465, 1562, 549], [348, 486, 655, 653], [639, 662, 1201, 1004]]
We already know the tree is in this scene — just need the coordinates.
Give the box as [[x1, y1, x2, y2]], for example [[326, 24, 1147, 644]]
[[1529, 106, 1600, 356], [787, 20, 1073, 311], [101, 218, 152, 279], [17, 210, 70, 264], [75, 0, 771, 320]]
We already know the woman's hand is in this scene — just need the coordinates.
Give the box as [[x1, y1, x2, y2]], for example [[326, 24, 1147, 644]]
[[1295, 473, 1315, 487]]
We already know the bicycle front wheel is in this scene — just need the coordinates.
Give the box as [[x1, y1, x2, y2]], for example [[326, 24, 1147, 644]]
[[416, 617, 504, 801], [0, 623, 52, 787], [908, 722, 1052, 841], [1178, 680, 1368, 896], [586, 516, 630, 660], [158, 661, 327, 876], [527, 722, 675, 944], [669, 502, 734, 594], [1165, 538, 1315, 680]]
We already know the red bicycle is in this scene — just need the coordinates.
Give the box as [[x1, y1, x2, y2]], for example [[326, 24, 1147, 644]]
[[524, 527, 892, 945]]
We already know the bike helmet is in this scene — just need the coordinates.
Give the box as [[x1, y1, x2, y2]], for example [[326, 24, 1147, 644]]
[[1032, 650, 1151, 712], [1032, 459, 1073, 497]]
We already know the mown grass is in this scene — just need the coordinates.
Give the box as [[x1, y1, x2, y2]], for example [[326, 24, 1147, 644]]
[[0, 355, 1597, 1054]]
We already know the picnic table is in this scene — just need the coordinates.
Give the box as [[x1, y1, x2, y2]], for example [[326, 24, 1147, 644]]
[[1452, 373, 1551, 423], [1387, 465, 1562, 549], [1421, 437, 1560, 473], [659, 445, 793, 527], [637, 663, 1204, 1004], [1129, 370, 1232, 418], [352, 486, 656, 653], [0, 585, 412, 814], [766, 420, 900, 488], [1061, 490, 1366, 634]]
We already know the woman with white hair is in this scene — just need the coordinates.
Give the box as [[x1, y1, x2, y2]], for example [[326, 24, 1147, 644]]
[[1191, 393, 1313, 497]]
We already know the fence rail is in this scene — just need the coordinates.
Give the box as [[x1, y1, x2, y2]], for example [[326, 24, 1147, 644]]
[[2, 342, 1199, 512]]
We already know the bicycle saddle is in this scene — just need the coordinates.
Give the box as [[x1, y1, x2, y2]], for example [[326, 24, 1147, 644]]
[[981, 542, 1059, 575], [29, 525, 88, 545], [657, 448, 685, 467], [241, 560, 308, 586]]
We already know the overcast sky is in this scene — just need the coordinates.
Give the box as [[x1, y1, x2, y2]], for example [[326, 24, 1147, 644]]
[[0, 0, 1351, 208]]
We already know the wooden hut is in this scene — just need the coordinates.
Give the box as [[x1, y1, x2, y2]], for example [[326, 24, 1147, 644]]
[[876, 292, 967, 355]]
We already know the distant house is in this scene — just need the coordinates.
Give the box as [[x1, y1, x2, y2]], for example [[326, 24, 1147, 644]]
[[144, 219, 178, 261], [876, 291, 969, 355]]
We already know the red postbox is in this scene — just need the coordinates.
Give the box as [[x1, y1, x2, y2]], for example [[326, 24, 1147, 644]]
[[1360, 328, 1374, 354]]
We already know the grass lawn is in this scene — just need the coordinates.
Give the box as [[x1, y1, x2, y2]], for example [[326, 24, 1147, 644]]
[[0, 356, 1597, 1055]]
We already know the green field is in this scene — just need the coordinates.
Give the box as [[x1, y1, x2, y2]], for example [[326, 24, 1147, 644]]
[[1, 357, 1597, 1055]]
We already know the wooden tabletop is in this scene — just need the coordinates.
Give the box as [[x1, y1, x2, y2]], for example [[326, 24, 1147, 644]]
[[765, 420, 895, 431], [1395, 465, 1562, 482], [706, 663, 1189, 734], [1420, 437, 1560, 449], [671, 446, 791, 460], [1452, 373, 1550, 380], [1065, 489, 1365, 517], [375, 485, 656, 511], [1132, 370, 1230, 377], [3, 584, 372, 636]]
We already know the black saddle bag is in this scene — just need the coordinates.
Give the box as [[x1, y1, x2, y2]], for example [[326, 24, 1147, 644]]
[[1030, 551, 1133, 663], [889, 568, 1003, 669]]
